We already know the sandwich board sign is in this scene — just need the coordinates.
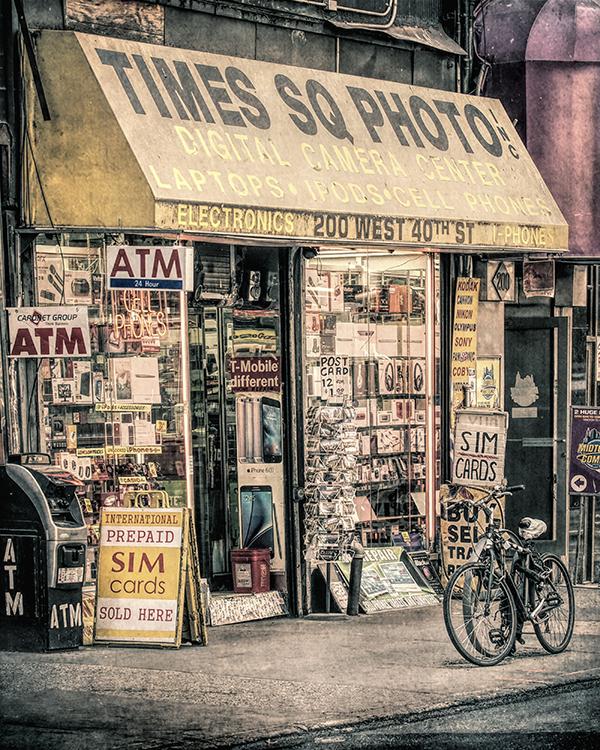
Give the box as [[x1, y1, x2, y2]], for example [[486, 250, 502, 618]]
[[452, 408, 508, 489], [107, 245, 193, 291], [95, 507, 188, 646]]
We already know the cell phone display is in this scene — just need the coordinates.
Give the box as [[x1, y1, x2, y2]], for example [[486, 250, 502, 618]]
[[241, 485, 274, 553], [261, 397, 282, 463]]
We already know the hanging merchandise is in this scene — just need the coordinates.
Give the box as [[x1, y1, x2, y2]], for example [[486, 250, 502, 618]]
[[304, 403, 360, 561]]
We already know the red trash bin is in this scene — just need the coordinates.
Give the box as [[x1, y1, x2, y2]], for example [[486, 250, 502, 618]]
[[231, 548, 270, 594]]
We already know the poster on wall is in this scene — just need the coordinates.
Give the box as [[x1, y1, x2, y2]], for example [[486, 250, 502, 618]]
[[335, 547, 439, 613], [569, 407, 600, 496], [35, 245, 95, 305], [110, 357, 161, 403], [451, 408, 508, 489], [7, 306, 91, 358], [95, 507, 188, 646], [523, 260, 555, 298], [476, 357, 502, 410], [234, 361, 285, 570], [451, 278, 480, 413]]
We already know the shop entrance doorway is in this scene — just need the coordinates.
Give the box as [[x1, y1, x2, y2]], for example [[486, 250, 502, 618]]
[[504, 317, 568, 555], [188, 247, 289, 594]]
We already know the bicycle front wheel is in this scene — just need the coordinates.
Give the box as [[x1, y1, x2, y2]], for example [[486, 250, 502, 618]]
[[533, 554, 575, 653], [443, 562, 517, 667]]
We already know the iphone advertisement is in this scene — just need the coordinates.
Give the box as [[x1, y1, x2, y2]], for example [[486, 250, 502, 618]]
[[233, 358, 285, 574]]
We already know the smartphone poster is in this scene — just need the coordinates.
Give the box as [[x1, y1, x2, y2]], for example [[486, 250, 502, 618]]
[[236, 396, 282, 464], [241, 486, 274, 553], [261, 397, 282, 464]]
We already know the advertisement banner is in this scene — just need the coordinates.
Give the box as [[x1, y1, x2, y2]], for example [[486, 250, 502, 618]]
[[335, 546, 438, 613], [569, 406, 600, 495], [95, 508, 187, 645], [106, 245, 193, 291], [230, 356, 281, 392], [452, 408, 508, 489], [7, 306, 91, 358]]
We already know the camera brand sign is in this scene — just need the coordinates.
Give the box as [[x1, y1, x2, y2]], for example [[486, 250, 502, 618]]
[[7, 306, 91, 358], [452, 408, 508, 489], [107, 245, 193, 291]]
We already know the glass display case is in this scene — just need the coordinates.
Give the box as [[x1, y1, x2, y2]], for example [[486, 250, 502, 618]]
[[33, 235, 188, 594], [302, 251, 440, 559]]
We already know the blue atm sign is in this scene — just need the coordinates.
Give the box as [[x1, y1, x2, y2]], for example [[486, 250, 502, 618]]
[[107, 245, 193, 291]]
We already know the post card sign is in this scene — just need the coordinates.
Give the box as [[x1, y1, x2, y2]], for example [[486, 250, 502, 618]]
[[95, 508, 187, 646], [7, 306, 91, 358], [107, 245, 193, 291], [452, 409, 508, 489]]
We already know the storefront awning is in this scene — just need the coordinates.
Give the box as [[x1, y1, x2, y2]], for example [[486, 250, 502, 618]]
[[24, 30, 568, 252]]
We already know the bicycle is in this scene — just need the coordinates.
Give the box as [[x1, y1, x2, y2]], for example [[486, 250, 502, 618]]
[[442, 484, 575, 667]]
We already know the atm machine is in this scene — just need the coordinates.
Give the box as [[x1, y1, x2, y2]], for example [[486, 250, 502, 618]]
[[0, 455, 87, 651]]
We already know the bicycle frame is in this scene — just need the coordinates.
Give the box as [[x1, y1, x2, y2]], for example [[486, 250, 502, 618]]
[[477, 523, 562, 625]]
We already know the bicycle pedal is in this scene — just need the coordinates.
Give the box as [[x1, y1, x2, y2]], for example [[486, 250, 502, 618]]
[[547, 593, 561, 608], [488, 629, 505, 645], [516, 635, 525, 645]]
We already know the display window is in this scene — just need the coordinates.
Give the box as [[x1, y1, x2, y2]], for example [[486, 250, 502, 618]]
[[302, 251, 440, 561], [188, 246, 288, 594], [31, 235, 189, 591]]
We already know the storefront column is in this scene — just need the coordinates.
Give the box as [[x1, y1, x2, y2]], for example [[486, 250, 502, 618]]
[[179, 288, 194, 511], [425, 253, 437, 546]]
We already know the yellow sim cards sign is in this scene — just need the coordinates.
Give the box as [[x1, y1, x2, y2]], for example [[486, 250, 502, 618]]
[[95, 508, 188, 646]]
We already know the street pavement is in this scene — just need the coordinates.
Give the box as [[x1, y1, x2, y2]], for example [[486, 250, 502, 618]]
[[243, 682, 599, 749], [0, 587, 598, 749]]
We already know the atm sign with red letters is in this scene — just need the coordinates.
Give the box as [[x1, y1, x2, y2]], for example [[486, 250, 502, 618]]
[[8, 306, 91, 358], [107, 245, 193, 291]]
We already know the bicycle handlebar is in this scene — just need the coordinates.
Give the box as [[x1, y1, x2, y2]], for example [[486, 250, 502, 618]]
[[441, 484, 526, 522]]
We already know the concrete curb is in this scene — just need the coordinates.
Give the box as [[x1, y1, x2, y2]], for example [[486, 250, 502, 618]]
[[216, 675, 600, 750]]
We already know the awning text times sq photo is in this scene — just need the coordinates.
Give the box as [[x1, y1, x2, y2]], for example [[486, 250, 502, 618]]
[[24, 30, 567, 252]]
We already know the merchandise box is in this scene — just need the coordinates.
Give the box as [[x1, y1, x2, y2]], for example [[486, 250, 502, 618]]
[[376, 324, 400, 357]]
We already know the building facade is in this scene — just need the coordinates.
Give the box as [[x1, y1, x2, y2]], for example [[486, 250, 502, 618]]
[[474, 0, 600, 583], [0, 0, 579, 632]]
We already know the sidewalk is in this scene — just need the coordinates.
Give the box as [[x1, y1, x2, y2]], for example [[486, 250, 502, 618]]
[[0, 588, 598, 749]]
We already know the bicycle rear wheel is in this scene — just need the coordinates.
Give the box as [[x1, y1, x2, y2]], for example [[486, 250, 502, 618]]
[[533, 554, 575, 653], [443, 562, 517, 667]]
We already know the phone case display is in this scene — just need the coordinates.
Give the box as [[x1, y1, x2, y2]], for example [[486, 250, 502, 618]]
[[303, 255, 436, 552], [34, 238, 189, 629], [304, 404, 360, 561]]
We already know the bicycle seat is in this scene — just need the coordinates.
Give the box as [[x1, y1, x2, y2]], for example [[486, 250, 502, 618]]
[[518, 517, 547, 540]]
